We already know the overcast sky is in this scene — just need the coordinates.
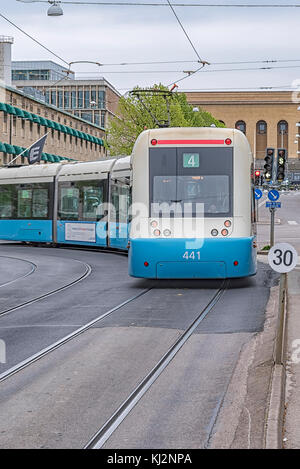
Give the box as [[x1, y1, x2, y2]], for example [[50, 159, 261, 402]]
[[1, 0, 300, 93]]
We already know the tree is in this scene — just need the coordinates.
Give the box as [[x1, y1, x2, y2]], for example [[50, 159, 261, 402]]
[[106, 84, 224, 155]]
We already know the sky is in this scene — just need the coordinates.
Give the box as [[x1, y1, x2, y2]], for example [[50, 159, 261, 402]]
[[1, 0, 300, 94]]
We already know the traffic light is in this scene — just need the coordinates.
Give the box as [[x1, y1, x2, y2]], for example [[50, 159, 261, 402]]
[[276, 148, 287, 182], [255, 170, 261, 186], [264, 148, 275, 181]]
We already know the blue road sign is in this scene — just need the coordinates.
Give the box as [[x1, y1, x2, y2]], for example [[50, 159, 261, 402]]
[[268, 189, 280, 201], [266, 202, 281, 209], [255, 189, 263, 200]]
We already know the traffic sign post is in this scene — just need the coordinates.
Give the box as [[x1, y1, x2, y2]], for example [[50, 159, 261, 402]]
[[268, 243, 298, 365], [267, 190, 280, 248], [254, 188, 262, 223]]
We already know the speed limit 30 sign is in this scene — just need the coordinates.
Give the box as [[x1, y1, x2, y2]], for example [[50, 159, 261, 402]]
[[268, 243, 298, 273]]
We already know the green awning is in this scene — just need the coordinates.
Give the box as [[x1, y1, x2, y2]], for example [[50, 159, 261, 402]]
[[46, 119, 55, 129], [5, 104, 16, 115], [15, 108, 25, 118], [4, 143, 16, 155], [0, 142, 6, 152], [23, 110, 33, 121], [13, 146, 24, 155], [52, 122, 60, 131], [0, 103, 7, 112], [32, 114, 41, 124], [39, 117, 48, 126]]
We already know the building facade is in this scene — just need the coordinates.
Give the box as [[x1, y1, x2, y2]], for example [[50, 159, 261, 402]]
[[186, 90, 300, 171], [13, 71, 120, 129], [12, 60, 73, 82], [0, 84, 106, 166]]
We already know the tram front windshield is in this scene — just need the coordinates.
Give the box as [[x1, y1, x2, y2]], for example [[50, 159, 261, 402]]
[[149, 147, 233, 218]]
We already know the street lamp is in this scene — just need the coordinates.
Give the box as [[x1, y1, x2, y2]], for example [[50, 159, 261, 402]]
[[16, 1, 64, 16], [48, 2, 63, 16]]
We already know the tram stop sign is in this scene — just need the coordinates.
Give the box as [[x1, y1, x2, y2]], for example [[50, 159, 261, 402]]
[[268, 243, 298, 273]]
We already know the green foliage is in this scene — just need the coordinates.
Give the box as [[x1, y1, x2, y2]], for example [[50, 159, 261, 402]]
[[106, 84, 224, 156]]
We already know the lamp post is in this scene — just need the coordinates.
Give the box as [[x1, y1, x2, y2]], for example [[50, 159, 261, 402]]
[[16, 1, 64, 16]]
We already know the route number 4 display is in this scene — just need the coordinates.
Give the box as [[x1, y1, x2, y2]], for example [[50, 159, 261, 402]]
[[268, 243, 298, 273]]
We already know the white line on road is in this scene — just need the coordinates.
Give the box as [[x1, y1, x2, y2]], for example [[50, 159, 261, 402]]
[[288, 221, 298, 225]]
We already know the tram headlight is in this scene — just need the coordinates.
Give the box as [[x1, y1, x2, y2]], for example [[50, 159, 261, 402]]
[[221, 229, 229, 237], [150, 220, 158, 228], [163, 229, 171, 237], [211, 229, 218, 237], [224, 220, 231, 228], [153, 229, 161, 237]]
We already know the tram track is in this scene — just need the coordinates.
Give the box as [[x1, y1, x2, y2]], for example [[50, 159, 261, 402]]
[[84, 280, 229, 449], [0, 258, 92, 319], [0, 255, 37, 289], [0, 287, 152, 385]]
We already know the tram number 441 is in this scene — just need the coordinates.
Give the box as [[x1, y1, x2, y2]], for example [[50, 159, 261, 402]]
[[268, 243, 298, 273], [183, 251, 201, 260]]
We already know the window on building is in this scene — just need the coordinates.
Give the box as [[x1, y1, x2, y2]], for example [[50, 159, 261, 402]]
[[3, 112, 7, 133], [256, 121, 268, 159], [84, 90, 90, 108], [64, 91, 70, 109], [257, 120, 267, 134], [235, 120, 246, 134], [78, 88, 83, 108], [277, 120, 288, 150], [98, 90, 105, 108]]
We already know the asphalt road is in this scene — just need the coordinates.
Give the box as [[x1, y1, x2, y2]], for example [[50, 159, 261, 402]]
[[0, 242, 277, 449]]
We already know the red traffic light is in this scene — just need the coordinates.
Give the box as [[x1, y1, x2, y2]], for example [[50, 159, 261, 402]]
[[255, 170, 261, 177]]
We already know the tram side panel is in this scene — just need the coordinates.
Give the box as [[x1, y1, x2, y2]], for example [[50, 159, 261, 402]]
[[0, 165, 61, 243]]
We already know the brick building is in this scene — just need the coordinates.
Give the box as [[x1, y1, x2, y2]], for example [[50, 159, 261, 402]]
[[186, 90, 300, 171], [0, 84, 107, 165]]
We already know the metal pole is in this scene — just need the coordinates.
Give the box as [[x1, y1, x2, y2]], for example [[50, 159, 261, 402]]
[[270, 207, 275, 247], [275, 272, 287, 365], [256, 198, 259, 222]]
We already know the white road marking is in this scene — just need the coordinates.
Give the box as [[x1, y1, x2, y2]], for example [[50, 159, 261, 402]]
[[288, 221, 298, 225]]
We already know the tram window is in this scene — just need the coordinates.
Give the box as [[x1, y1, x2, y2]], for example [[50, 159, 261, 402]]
[[59, 187, 79, 220], [82, 184, 104, 220], [17, 189, 33, 218], [58, 180, 107, 221], [150, 147, 233, 217], [15, 184, 51, 219], [32, 189, 49, 218], [0, 185, 14, 218], [110, 183, 131, 223]]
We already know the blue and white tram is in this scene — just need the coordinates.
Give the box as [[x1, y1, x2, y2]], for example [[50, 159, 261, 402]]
[[0, 157, 131, 249], [128, 127, 257, 279]]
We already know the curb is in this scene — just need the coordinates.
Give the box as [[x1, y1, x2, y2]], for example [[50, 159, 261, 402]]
[[264, 364, 285, 449], [264, 274, 288, 449]]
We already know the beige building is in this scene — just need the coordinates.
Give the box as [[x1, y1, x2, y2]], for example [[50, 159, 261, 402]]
[[186, 91, 300, 170], [0, 84, 107, 166]]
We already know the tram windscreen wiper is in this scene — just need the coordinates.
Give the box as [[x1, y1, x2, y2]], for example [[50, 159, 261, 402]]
[[170, 200, 182, 203]]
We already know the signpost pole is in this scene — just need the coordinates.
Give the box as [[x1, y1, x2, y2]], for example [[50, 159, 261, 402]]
[[256, 198, 259, 222], [275, 272, 287, 365], [270, 207, 275, 248]]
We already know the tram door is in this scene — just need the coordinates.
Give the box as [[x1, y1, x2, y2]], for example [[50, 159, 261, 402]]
[[109, 179, 131, 249]]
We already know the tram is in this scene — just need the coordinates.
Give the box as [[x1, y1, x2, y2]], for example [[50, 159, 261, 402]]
[[128, 127, 257, 279]]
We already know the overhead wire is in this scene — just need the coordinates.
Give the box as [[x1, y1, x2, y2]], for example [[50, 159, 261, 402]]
[[0, 12, 70, 67]]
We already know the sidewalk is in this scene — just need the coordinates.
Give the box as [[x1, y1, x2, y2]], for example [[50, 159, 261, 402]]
[[283, 268, 300, 448]]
